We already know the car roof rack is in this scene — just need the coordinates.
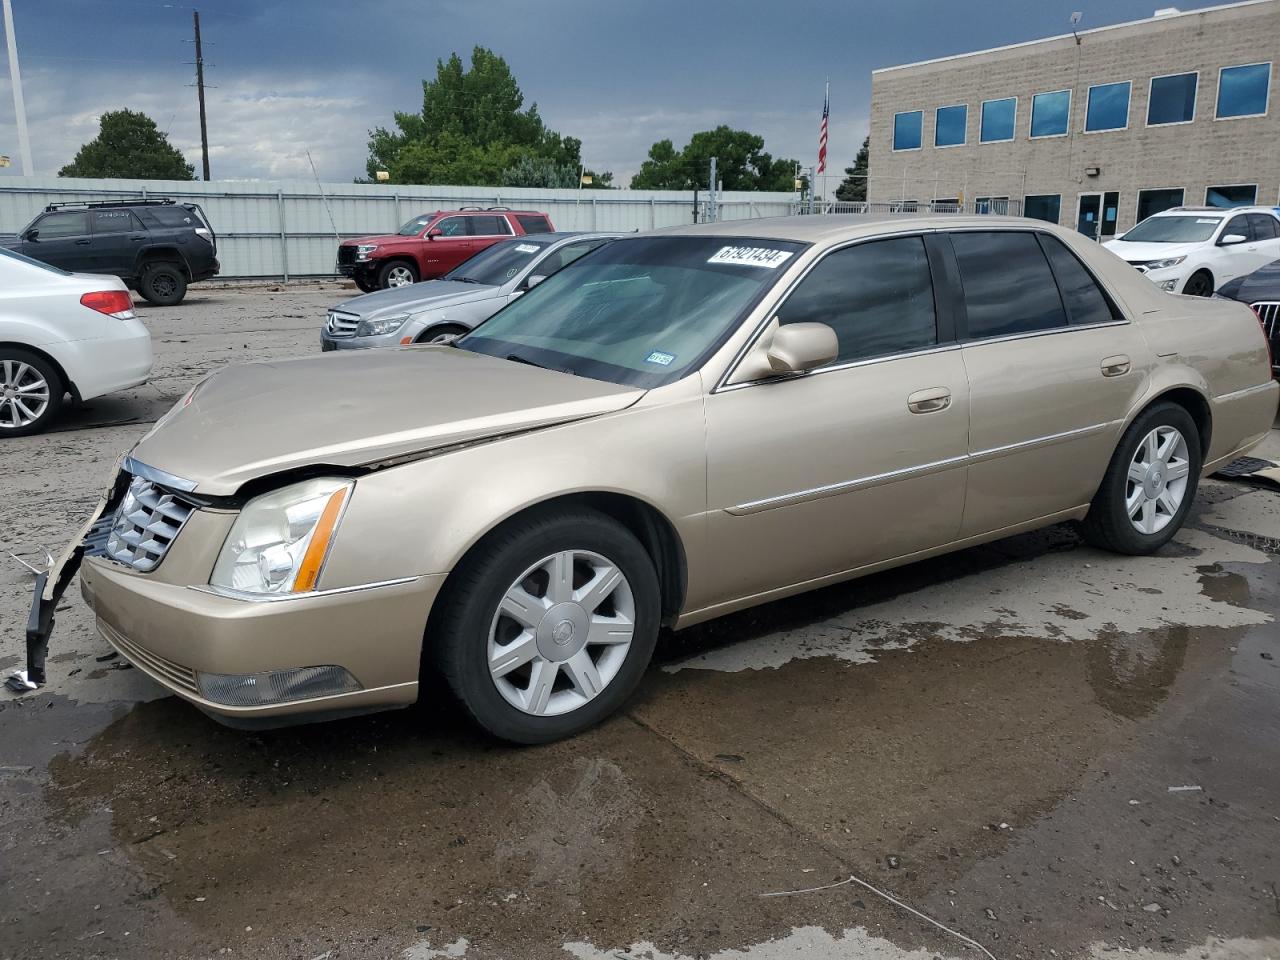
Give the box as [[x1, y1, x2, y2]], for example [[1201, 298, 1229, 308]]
[[44, 197, 178, 212]]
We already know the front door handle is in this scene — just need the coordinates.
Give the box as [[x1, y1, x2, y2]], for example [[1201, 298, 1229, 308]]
[[907, 387, 952, 414], [75, 238, 91, 245], [1101, 355, 1131, 377]]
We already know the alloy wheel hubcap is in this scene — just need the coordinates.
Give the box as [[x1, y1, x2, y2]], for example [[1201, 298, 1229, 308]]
[[488, 549, 635, 717], [388, 267, 413, 287], [0, 359, 50, 428], [1125, 426, 1190, 535]]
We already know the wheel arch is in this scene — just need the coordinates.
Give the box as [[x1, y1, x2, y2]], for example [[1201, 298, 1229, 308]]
[[413, 321, 470, 344], [135, 247, 191, 277], [0, 340, 77, 400], [1129, 385, 1212, 456]]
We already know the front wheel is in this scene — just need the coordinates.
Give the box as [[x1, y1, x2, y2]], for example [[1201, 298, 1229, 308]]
[[377, 260, 418, 289], [353, 274, 378, 293], [1181, 270, 1213, 297], [1080, 402, 1201, 554], [434, 508, 660, 744]]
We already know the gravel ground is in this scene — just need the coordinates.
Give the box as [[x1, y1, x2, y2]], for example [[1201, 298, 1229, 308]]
[[1, 286, 1278, 960]]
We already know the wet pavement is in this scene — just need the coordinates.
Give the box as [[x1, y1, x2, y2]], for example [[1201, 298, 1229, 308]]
[[2, 289, 1279, 960]]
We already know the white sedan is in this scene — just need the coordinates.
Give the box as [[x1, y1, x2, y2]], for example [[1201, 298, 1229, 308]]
[[0, 246, 152, 436], [1104, 206, 1280, 296]]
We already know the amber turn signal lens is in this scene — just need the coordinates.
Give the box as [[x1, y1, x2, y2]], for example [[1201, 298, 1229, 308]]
[[292, 487, 348, 593]]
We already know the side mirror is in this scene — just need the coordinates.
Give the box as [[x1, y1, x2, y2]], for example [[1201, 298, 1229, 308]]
[[1219, 233, 1248, 246], [24, 228, 38, 241], [524, 274, 547, 290], [427, 228, 443, 240], [729, 319, 838, 383]]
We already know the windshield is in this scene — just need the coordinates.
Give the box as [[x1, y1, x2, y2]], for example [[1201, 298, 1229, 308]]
[[1121, 215, 1223, 243], [0, 245, 71, 276], [446, 238, 552, 286], [457, 235, 805, 388], [397, 215, 434, 236]]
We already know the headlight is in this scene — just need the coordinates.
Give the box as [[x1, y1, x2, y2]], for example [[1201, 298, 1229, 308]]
[[211, 478, 352, 596], [355, 313, 409, 338], [1145, 255, 1186, 271], [355, 244, 378, 262]]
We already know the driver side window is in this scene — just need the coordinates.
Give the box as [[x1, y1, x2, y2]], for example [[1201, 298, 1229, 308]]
[[434, 217, 467, 237], [543, 239, 609, 275], [1221, 215, 1250, 242], [776, 236, 938, 364], [33, 211, 90, 239]]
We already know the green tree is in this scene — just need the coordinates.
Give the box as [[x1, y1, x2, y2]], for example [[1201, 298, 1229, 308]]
[[59, 109, 194, 180], [629, 126, 796, 191], [367, 47, 581, 185], [835, 135, 869, 202], [501, 156, 580, 189]]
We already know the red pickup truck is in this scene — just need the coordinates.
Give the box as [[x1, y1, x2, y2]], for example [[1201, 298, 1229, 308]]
[[336, 207, 555, 291]]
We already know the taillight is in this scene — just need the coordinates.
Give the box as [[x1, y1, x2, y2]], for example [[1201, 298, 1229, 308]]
[[80, 290, 136, 320], [194, 227, 212, 242]]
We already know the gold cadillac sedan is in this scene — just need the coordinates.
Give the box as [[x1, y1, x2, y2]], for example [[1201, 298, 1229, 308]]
[[19, 215, 1278, 743]]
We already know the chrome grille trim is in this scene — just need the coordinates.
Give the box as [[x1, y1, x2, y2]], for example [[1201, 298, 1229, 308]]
[[104, 475, 197, 572], [100, 619, 198, 694], [326, 310, 360, 338], [1251, 301, 1279, 339]]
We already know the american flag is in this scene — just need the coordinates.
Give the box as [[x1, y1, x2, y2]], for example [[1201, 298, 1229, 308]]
[[817, 83, 829, 174]]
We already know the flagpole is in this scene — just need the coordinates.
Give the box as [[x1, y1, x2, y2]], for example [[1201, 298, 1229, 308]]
[[823, 79, 829, 210]]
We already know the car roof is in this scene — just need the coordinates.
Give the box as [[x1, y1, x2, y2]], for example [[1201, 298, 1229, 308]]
[[1153, 206, 1280, 216], [499, 231, 624, 243], [647, 213, 1044, 243]]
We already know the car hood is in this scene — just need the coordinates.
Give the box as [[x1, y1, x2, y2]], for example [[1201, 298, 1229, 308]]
[[131, 347, 646, 496], [332, 279, 501, 320], [1102, 239, 1201, 263], [1217, 258, 1280, 302], [341, 234, 411, 247]]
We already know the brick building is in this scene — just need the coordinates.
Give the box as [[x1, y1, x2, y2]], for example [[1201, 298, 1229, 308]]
[[868, 0, 1280, 236]]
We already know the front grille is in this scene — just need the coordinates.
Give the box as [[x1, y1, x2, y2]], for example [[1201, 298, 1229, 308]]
[[104, 475, 196, 572], [1252, 301, 1279, 339], [100, 619, 199, 694], [336, 245, 357, 266], [326, 310, 360, 338]]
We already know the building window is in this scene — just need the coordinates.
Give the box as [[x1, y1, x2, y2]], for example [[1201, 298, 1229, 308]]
[[1205, 184, 1258, 207], [1147, 73, 1197, 125], [893, 111, 923, 150], [934, 104, 967, 147], [1136, 188, 1185, 223], [1085, 81, 1131, 132], [980, 97, 1016, 142], [1216, 62, 1271, 119], [1030, 90, 1070, 138], [1024, 195, 1062, 224]]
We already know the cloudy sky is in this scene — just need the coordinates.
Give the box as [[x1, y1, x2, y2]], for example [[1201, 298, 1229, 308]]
[[0, 0, 1245, 186]]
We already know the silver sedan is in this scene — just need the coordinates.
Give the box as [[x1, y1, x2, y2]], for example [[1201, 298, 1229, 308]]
[[320, 232, 620, 350]]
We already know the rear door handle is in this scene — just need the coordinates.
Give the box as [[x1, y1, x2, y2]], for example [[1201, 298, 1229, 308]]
[[907, 387, 952, 414], [1101, 355, 1131, 377], [129, 235, 146, 241]]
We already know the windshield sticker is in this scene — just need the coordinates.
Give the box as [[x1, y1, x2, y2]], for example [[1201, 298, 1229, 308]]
[[514, 243, 540, 254], [707, 246, 794, 269], [1197, 218, 1220, 224], [645, 351, 676, 366]]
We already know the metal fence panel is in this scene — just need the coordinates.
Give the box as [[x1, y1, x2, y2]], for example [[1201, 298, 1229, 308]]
[[0, 176, 798, 279]]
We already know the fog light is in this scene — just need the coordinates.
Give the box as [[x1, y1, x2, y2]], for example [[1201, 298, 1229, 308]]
[[1159, 279, 1178, 291], [196, 665, 361, 706]]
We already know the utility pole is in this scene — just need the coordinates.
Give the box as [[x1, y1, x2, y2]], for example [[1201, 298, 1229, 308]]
[[707, 157, 718, 223], [2, 0, 33, 176], [193, 9, 210, 180]]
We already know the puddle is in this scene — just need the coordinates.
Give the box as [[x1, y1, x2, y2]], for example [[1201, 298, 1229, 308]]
[[1195, 563, 1253, 607]]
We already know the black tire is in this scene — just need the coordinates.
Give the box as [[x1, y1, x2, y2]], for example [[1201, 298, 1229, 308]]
[[1080, 402, 1202, 555], [1182, 270, 1213, 297], [377, 259, 418, 290], [415, 323, 469, 344], [433, 507, 661, 744], [138, 261, 188, 305], [0, 348, 64, 437], [353, 274, 378, 294]]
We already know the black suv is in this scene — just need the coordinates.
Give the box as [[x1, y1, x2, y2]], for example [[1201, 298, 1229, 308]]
[[4, 198, 220, 305]]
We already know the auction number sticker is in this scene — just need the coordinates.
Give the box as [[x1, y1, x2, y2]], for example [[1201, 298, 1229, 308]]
[[645, 351, 676, 366], [707, 246, 794, 269], [515, 244, 540, 254]]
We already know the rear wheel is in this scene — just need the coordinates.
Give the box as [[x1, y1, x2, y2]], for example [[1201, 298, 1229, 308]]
[[1081, 402, 1201, 554], [434, 508, 660, 744], [1182, 270, 1213, 297], [138, 261, 187, 305], [0, 349, 63, 437], [377, 260, 417, 289]]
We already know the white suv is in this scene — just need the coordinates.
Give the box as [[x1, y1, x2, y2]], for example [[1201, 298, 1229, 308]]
[[1104, 206, 1280, 297]]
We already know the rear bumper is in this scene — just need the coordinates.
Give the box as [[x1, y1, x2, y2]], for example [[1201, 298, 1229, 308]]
[[190, 257, 220, 282], [80, 557, 444, 723], [64, 323, 154, 400]]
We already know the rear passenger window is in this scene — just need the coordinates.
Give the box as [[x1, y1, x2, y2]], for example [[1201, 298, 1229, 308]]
[[468, 215, 510, 236], [517, 215, 552, 234], [776, 236, 937, 364], [1037, 235, 1118, 326], [951, 231, 1067, 339], [91, 210, 143, 233]]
